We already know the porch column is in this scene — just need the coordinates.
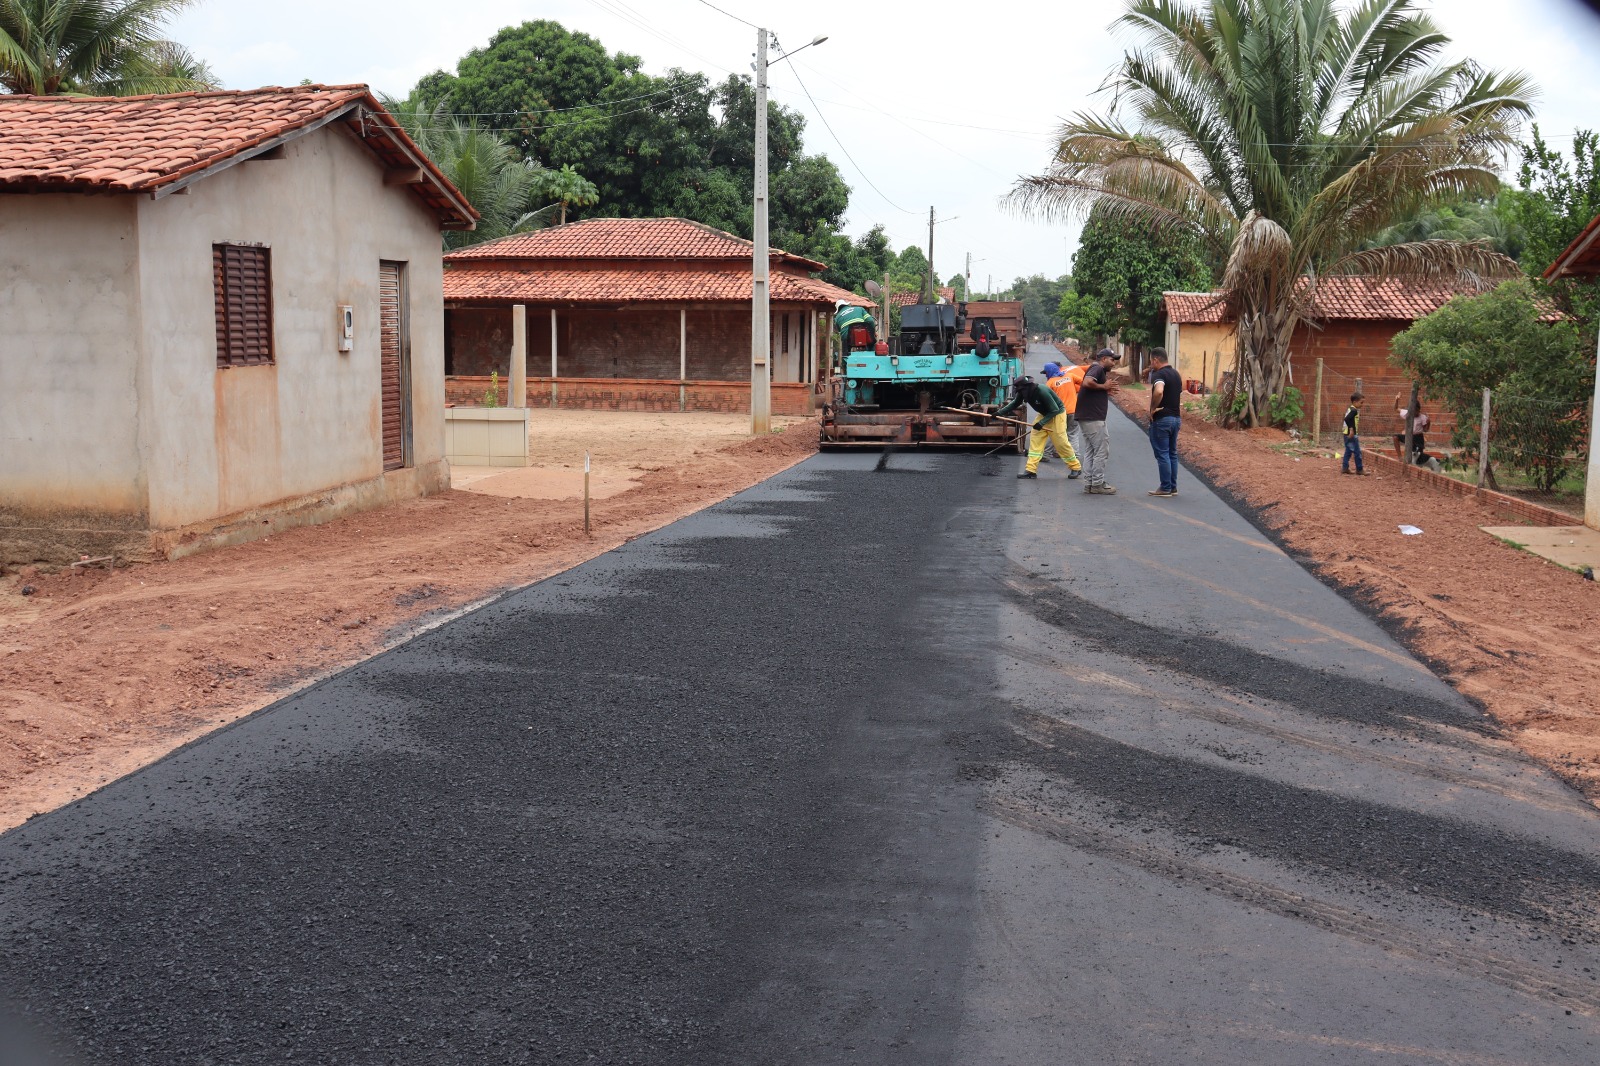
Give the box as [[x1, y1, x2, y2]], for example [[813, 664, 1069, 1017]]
[[550, 307, 559, 408], [808, 311, 818, 384], [509, 304, 527, 408], [679, 308, 687, 413]]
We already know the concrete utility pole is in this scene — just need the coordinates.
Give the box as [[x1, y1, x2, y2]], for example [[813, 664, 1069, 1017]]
[[750, 26, 772, 435], [927, 206, 936, 301]]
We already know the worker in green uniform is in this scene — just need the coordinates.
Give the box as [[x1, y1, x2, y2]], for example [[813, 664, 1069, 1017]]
[[992, 375, 1080, 479]]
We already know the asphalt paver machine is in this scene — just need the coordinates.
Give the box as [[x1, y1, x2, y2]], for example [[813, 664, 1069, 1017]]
[[820, 300, 1026, 448]]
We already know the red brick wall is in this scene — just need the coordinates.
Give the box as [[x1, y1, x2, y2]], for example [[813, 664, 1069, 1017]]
[[445, 308, 774, 382], [1370, 453, 1577, 526], [1289, 321, 1454, 440], [445, 375, 816, 415]]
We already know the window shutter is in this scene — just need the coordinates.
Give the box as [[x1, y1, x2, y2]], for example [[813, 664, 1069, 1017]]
[[213, 244, 274, 367]]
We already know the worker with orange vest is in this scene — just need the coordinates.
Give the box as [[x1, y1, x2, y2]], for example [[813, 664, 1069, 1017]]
[[1041, 360, 1087, 478]]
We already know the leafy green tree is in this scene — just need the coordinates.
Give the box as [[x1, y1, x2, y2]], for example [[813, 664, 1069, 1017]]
[[1011, 0, 1532, 425], [1502, 127, 1600, 275], [946, 274, 967, 300], [888, 245, 931, 296], [1007, 274, 1072, 334], [1391, 279, 1593, 491], [0, 0, 212, 95], [1071, 204, 1211, 347], [1056, 290, 1111, 342], [529, 164, 598, 225]]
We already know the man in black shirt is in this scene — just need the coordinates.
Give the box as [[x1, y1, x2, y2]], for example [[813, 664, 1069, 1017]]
[[1147, 348, 1184, 497], [1076, 349, 1120, 493]]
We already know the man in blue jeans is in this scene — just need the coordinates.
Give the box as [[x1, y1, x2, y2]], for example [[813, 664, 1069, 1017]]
[[1146, 348, 1183, 497]]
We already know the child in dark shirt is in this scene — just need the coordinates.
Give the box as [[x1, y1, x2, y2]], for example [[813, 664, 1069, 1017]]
[[1342, 392, 1366, 475]]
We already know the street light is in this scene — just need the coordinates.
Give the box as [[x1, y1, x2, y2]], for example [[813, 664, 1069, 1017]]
[[751, 28, 826, 435]]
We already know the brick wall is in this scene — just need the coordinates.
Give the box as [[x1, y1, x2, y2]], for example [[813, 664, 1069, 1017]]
[[445, 307, 797, 382], [1290, 320, 1455, 441], [1369, 452, 1576, 526], [445, 375, 816, 415]]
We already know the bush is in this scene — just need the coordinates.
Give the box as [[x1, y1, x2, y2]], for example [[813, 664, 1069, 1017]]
[[1203, 388, 1247, 423], [483, 369, 501, 408], [1391, 279, 1593, 491], [1264, 386, 1304, 429]]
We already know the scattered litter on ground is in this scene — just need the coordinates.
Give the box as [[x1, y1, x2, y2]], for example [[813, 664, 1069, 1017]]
[[1398, 524, 1424, 536]]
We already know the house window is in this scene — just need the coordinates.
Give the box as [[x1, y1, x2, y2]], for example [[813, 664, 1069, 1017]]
[[213, 243, 274, 367]]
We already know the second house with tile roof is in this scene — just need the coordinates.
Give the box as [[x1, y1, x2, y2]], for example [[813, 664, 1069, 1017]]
[[442, 217, 869, 414]]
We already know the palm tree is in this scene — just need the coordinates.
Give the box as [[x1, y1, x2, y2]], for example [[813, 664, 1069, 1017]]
[[383, 97, 560, 249], [1010, 0, 1535, 424], [90, 37, 219, 95], [0, 0, 209, 96]]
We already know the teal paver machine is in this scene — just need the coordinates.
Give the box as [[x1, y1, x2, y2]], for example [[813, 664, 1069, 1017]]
[[820, 300, 1026, 447]]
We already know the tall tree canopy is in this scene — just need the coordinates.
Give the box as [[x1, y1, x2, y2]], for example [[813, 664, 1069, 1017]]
[[1011, 0, 1534, 424], [409, 21, 852, 264], [0, 0, 215, 95], [1004, 274, 1074, 336], [1062, 206, 1212, 344]]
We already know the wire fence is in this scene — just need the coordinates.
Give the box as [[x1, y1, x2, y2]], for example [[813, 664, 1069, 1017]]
[[1305, 362, 1591, 518]]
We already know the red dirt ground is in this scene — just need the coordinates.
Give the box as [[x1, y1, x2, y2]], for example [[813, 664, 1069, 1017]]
[[1126, 393, 1600, 801], [0, 420, 817, 832]]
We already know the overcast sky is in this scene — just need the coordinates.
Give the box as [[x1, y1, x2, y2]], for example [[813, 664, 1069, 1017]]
[[172, 0, 1600, 287]]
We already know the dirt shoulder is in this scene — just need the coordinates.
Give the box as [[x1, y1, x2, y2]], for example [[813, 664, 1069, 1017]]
[[0, 415, 817, 832], [1114, 391, 1600, 801]]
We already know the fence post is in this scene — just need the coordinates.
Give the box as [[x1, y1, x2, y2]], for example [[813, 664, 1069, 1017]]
[[1479, 387, 1492, 488], [1312, 358, 1324, 444]]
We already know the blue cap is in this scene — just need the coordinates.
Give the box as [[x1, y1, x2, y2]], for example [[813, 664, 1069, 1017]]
[[1041, 362, 1063, 377]]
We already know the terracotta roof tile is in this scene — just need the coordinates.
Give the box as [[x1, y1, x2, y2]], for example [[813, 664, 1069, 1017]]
[[445, 217, 826, 270], [1163, 291, 1228, 323], [1167, 278, 1529, 324], [0, 85, 476, 227], [444, 266, 869, 307]]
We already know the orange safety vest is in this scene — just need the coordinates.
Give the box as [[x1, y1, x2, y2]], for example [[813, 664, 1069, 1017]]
[[1048, 365, 1085, 413]]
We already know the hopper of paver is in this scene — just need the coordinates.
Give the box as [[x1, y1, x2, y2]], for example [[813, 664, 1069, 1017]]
[[820, 301, 1026, 448]]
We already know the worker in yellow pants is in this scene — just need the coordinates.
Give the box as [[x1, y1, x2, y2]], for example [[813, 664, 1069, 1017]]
[[993, 375, 1080, 479]]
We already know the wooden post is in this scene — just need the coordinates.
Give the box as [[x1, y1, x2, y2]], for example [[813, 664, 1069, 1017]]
[[509, 304, 527, 409], [1479, 387, 1492, 488], [1312, 358, 1324, 443], [679, 308, 687, 413], [549, 308, 559, 408]]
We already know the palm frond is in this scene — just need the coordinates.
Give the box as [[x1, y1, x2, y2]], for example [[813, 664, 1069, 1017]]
[[1324, 239, 1520, 287]]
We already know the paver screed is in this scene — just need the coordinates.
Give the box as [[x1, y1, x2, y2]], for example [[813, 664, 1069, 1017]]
[[1, 388, 1598, 1063]]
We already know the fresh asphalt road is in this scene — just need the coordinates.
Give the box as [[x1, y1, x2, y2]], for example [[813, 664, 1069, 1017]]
[[3, 348, 1599, 1064]]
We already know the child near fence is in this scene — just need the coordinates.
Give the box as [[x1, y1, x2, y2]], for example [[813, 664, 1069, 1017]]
[[1342, 393, 1366, 475]]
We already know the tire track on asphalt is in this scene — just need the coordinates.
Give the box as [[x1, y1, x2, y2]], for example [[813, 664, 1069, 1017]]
[[979, 795, 1600, 1014], [999, 643, 1586, 815]]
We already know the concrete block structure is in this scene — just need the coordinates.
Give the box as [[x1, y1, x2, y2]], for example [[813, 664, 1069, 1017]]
[[0, 86, 477, 566]]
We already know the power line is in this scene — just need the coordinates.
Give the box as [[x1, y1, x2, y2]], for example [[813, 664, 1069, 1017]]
[[779, 59, 916, 215], [689, 0, 760, 30]]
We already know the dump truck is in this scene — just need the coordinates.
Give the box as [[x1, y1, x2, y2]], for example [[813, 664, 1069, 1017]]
[[820, 300, 1027, 447]]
